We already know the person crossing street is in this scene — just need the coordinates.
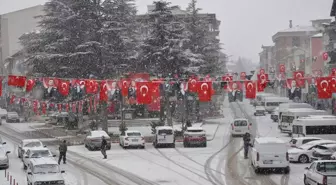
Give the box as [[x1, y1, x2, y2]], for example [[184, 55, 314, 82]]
[[101, 136, 107, 159], [58, 140, 67, 164], [243, 132, 251, 159]]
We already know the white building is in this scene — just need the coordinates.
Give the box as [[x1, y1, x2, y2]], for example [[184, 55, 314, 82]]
[[0, 5, 44, 75]]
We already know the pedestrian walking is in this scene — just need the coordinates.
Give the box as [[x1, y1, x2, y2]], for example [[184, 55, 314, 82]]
[[243, 132, 251, 159], [101, 136, 107, 159], [58, 140, 67, 164]]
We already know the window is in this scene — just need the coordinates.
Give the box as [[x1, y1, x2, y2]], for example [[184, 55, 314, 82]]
[[281, 115, 295, 123], [158, 129, 173, 135], [306, 125, 336, 135], [317, 162, 336, 172], [234, 120, 248, 126], [33, 164, 60, 174], [127, 132, 141, 136], [187, 129, 204, 133], [24, 142, 42, 147], [302, 139, 319, 144], [292, 125, 303, 134], [292, 37, 300, 47], [266, 102, 279, 106]]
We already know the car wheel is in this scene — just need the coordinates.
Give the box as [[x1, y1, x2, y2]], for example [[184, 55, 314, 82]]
[[171, 143, 175, 148], [254, 167, 260, 174], [298, 154, 309, 163], [88, 145, 93, 151]]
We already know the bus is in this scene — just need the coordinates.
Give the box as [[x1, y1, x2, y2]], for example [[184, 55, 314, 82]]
[[278, 103, 313, 126], [263, 97, 290, 113], [279, 108, 328, 134], [292, 117, 336, 140]]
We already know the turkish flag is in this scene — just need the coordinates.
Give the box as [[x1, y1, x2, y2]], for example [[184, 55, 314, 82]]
[[330, 76, 336, 93], [286, 79, 295, 89], [151, 80, 161, 98], [331, 68, 336, 76], [118, 78, 130, 96], [57, 104, 62, 112], [240, 72, 246, 80], [188, 77, 198, 92], [259, 69, 265, 74], [316, 77, 332, 99], [41, 102, 47, 115], [26, 79, 35, 92], [257, 73, 268, 92], [65, 103, 69, 112], [222, 75, 233, 90], [33, 101, 38, 114], [148, 97, 160, 111], [279, 64, 286, 73], [8, 75, 26, 87], [197, 81, 212, 102], [293, 71, 305, 87], [245, 81, 256, 99], [0, 77, 3, 96], [136, 82, 152, 104], [85, 79, 98, 94], [58, 80, 70, 96], [99, 81, 108, 102]]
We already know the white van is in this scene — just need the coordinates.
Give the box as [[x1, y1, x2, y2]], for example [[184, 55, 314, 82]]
[[254, 93, 277, 106], [278, 103, 314, 127], [231, 118, 251, 137], [250, 137, 290, 174], [279, 108, 327, 134], [153, 126, 175, 148], [292, 117, 336, 140], [263, 97, 290, 113]]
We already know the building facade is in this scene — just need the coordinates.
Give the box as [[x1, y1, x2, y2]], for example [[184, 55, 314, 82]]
[[0, 5, 43, 75], [259, 45, 274, 75]]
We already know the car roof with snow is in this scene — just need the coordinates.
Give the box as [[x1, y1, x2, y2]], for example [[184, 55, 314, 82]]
[[287, 108, 324, 113], [319, 143, 336, 148], [90, 130, 109, 137], [28, 147, 50, 152], [22, 139, 42, 143], [156, 126, 173, 130], [255, 137, 285, 144], [292, 137, 321, 141], [186, 127, 204, 131], [30, 157, 58, 166], [234, 118, 248, 121], [304, 140, 336, 146]]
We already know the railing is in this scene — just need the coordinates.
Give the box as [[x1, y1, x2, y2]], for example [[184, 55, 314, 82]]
[[3, 170, 19, 185]]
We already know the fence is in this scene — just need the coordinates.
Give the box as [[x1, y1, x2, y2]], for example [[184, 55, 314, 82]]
[[3, 170, 19, 185]]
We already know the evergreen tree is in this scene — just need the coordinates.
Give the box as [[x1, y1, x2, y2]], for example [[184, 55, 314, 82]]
[[186, 0, 221, 75], [139, 1, 192, 75]]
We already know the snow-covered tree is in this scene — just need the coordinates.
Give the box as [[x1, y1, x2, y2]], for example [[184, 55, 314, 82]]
[[139, 1, 192, 75], [185, 0, 221, 75]]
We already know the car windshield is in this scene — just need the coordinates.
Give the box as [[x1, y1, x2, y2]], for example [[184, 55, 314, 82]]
[[33, 164, 60, 174], [317, 162, 336, 172], [8, 113, 18, 116], [234, 120, 247, 126], [127, 132, 141, 136], [158, 129, 173, 135], [187, 129, 203, 132], [31, 150, 50, 158], [24, 142, 42, 147]]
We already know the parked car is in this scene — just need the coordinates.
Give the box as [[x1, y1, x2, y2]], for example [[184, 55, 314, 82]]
[[183, 127, 207, 147], [270, 107, 279, 122], [311, 143, 336, 161], [119, 130, 145, 149], [250, 137, 290, 174], [0, 109, 7, 119], [0, 147, 10, 169], [153, 126, 175, 148], [304, 161, 336, 185], [288, 137, 322, 148], [288, 140, 336, 163], [254, 106, 266, 116], [23, 148, 55, 170], [27, 158, 65, 185], [84, 130, 111, 151], [231, 118, 251, 137], [18, 139, 45, 159], [6, 112, 20, 123]]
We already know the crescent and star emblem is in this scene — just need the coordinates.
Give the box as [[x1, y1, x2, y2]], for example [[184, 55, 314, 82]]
[[320, 80, 329, 91], [103, 83, 108, 93], [140, 85, 149, 97], [296, 73, 302, 78], [123, 81, 127, 87], [247, 82, 253, 91], [225, 77, 230, 81], [191, 79, 196, 87], [280, 65, 285, 71], [201, 83, 209, 94], [62, 82, 68, 91]]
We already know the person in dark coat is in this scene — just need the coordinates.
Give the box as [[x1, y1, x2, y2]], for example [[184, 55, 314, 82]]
[[243, 132, 251, 159], [58, 140, 67, 164], [101, 136, 107, 159], [288, 80, 301, 101]]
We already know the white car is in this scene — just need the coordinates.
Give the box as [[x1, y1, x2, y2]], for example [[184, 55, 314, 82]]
[[27, 158, 65, 185], [304, 161, 336, 185], [288, 140, 336, 163], [0, 109, 7, 119], [231, 118, 251, 137], [288, 137, 322, 148], [153, 126, 175, 148], [250, 137, 290, 174], [183, 127, 207, 147], [119, 130, 145, 149], [6, 112, 20, 123], [18, 139, 45, 159], [23, 148, 56, 170], [254, 106, 266, 116], [0, 147, 10, 169]]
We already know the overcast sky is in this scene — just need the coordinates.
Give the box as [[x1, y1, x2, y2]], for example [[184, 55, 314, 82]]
[[0, 0, 333, 63]]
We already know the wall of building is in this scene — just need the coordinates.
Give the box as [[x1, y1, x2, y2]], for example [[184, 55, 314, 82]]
[[311, 36, 324, 72]]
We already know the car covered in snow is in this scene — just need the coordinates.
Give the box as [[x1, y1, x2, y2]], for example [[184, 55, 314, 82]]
[[23, 148, 56, 170], [0, 147, 10, 169], [311, 143, 336, 161], [288, 137, 321, 148], [304, 161, 336, 185], [119, 130, 145, 149], [27, 158, 65, 185], [0, 109, 7, 119], [18, 139, 45, 159], [153, 126, 175, 148], [254, 106, 266, 116], [84, 130, 111, 151], [6, 112, 20, 123], [183, 127, 206, 147], [288, 140, 336, 163]]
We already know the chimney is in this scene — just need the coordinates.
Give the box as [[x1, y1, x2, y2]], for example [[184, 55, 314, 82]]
[[289, 20, 293, 28]]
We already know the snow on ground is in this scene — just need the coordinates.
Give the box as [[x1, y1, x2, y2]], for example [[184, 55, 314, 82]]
[[3, 122, 45, 132], [242, 100, 309, 185]]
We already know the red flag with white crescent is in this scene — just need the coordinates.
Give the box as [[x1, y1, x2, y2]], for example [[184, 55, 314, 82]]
[[293, 71, 305, 87], [100, 81, 108, 102], [25, 79, 36, 92], [58, 80, 70, 96], [316, 77, 332, 99], [244, 81, 256, 99], [188, 77, 198, 92], [136, 82, 152, 104], [197, 81, 212, 102], [118, 78, 130, 96]]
